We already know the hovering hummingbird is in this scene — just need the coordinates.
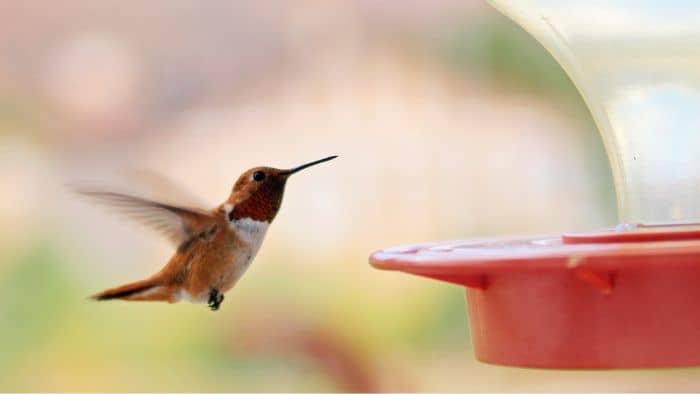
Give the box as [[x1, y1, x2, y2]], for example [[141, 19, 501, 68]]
[[76, 156, 337, 311]]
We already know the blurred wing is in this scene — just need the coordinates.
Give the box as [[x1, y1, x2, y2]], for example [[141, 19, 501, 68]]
[[73, 187, 215, 246], [120, 168, 208, 208]]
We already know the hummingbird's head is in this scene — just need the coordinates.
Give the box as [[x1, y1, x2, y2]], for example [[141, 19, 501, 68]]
[[225, 155, 337, 223]]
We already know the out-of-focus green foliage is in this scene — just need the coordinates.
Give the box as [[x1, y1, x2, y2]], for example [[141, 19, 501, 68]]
[[439, 14, 588, 117], [435, 14, 616, 224]]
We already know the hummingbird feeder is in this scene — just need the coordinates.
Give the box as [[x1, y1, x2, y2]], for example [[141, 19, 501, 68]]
[[370, 1, 700, 369]]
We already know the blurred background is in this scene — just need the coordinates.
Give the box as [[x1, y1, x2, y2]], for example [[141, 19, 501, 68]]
[[1, 0, 697, 392]]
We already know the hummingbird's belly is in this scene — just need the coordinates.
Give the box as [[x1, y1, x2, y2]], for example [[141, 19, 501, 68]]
[[179, 218, 268, 303], [179, 248, 256, 303], [219, 246, 256, 291]]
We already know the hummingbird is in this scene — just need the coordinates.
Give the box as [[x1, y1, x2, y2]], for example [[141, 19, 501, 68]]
[[76, 155, 337, 311]]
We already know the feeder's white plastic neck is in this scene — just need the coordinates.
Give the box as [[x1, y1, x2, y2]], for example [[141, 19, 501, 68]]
[[490, 0, 700, 226]]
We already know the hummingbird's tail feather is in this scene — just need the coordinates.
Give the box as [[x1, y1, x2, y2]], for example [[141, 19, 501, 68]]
[[91, 276, 176, 303]]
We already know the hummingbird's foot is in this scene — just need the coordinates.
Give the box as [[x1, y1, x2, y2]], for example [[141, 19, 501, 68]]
[[208, 288, 224, 311]]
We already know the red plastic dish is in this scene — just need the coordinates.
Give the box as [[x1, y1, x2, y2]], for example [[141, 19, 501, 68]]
[[370, 227, 700, 368]]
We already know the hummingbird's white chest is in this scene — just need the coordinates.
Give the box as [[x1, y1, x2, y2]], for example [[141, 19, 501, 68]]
[[231, 217, 269, 263], [219, 208, 270, 291]]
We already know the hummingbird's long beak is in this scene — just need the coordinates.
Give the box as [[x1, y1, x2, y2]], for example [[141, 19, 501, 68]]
[[282, 155, 338, 176]]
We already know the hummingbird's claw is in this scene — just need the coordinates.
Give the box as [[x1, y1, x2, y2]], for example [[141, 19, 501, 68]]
[[208, 288, 224, 311]]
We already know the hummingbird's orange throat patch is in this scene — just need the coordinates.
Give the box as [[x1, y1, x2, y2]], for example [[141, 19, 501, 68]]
[[228, 179, 285, 223]]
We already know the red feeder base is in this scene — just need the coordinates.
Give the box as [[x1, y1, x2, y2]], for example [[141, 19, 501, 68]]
[[370, 226, 700, 369]]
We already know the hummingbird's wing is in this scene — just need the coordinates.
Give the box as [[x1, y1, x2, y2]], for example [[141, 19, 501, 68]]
[[73, 187, 216, 246], [119, 168, 208, 209]]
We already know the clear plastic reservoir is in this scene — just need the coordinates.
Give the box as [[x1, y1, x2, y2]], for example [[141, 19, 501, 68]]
[[489, 1, 700, 225]]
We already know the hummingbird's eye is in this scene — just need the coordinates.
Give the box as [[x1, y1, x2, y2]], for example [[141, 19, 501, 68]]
[[252, 171, 266, 182]]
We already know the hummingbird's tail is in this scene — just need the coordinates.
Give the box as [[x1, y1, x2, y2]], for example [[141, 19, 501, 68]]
[[91, 276, 176, 303]]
